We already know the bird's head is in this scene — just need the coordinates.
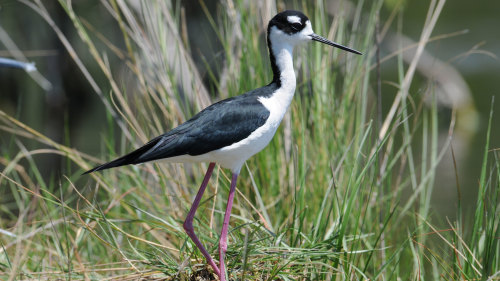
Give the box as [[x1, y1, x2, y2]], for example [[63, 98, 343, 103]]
[[267, 10, 362, 55]]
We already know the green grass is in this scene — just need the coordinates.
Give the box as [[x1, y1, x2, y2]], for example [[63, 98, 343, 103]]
[[1, 0, 499, 280]]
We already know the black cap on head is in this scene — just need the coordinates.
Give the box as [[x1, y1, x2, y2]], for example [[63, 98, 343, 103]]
[[268, 10, 309, 35]]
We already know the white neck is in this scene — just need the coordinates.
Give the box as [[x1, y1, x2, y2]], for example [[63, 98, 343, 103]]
[[270, 39, 296, 108], [273, 43, 296, 89]]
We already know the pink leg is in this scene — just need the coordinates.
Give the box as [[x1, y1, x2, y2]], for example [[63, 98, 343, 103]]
[[218, 173, 239, 281], [183, 162, 221, 276]]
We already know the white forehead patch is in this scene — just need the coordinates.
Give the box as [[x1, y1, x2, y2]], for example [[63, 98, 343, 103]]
[[287, 15, 301, 24], [303, 20, 313, 34]]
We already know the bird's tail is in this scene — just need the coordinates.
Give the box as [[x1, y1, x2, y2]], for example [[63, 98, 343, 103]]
[[82, 136, 163, 175]]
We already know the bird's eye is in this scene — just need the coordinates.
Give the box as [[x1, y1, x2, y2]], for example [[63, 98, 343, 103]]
[[291, 22, 302, 31]]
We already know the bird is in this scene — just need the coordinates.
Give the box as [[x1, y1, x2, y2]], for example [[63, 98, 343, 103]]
[[84, 10, 361, 281]]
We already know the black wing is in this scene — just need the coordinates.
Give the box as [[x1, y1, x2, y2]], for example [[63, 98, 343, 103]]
[[83, 90, 271, 174]]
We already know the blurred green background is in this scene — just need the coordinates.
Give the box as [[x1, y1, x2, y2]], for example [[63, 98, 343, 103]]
[[1, 0, 499, 220]]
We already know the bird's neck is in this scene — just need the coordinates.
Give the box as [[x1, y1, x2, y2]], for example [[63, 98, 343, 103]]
[[268, 39, 296, 93], [261, 39, 297, 118]]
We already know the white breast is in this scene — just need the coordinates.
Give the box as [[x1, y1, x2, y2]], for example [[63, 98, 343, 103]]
[[211, 87, 294, 173]]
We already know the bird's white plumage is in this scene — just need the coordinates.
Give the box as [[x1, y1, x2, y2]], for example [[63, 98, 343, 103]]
[[287, 15, 301, 24], [299, 21, 314, 41]]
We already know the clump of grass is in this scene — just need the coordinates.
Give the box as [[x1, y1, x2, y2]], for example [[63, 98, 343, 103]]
[[1, 0, 498, 280]]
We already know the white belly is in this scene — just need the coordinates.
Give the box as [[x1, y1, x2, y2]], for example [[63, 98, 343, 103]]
[[211, 119, 280, 173]]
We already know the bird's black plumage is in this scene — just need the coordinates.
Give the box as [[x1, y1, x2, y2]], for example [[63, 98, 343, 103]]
[[83, 83, 279, 174]]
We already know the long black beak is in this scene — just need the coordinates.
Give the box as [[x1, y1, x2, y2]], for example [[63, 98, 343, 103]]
[[310, 34, 362, 55]]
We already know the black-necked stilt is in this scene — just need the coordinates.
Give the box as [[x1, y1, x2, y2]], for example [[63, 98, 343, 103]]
[[84, 10, 361, 280]]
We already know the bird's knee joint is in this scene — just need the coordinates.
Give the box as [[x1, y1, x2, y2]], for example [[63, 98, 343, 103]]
[[183, 220, 193, 233]]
